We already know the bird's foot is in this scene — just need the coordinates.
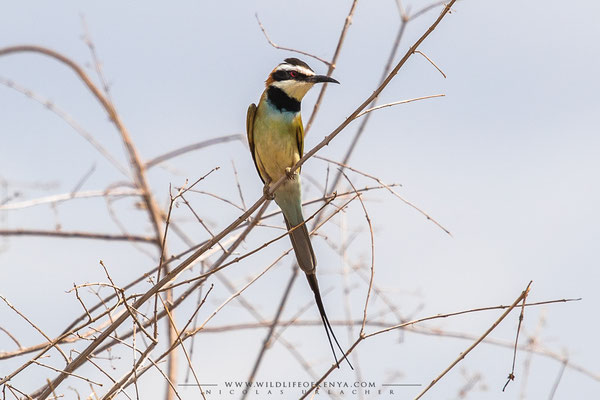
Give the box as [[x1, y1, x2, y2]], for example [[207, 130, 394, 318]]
[[285, 167, 296, 180], [263, 182, 275, 200]]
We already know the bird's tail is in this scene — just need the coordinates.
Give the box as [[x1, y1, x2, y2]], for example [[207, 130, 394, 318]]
[[275, 179, 351, 368], [276, 177, 317, 274], [282, 213, 353, 369], [306, 273, 354, 369], [283, 216, 316, 274]]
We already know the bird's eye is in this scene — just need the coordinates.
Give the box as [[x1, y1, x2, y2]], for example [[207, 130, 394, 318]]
[[289, 71, 297, 78]]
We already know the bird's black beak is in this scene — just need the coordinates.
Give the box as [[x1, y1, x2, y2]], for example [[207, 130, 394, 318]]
[[310, 75, 340, 84]]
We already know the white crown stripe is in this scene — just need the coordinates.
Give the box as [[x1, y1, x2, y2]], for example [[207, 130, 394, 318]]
[[275, 64, 315, 76]]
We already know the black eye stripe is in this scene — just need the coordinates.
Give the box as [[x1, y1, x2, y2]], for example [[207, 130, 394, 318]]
[[293, 72, 307, 79], [272, 70, 288, 81], [272, 69, 308, 81]]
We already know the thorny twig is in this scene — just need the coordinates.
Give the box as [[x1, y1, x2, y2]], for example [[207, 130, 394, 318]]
[[414, 281, 533, 400], [503, 284, 530, 391]]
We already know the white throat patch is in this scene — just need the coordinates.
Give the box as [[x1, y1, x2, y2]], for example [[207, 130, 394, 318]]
[[271, 80, 315, 101]]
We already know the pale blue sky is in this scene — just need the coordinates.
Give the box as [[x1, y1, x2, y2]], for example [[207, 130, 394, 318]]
[[1, 1, 599, 399]]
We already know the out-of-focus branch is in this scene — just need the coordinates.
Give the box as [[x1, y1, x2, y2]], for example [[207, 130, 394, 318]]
[[0, 188, 141, 211], [0, 43, 183, 396], [145, 134, 245, 169], [304, 0, 359, 133], [548, 358, 568, 399], [339, 171, 375, 335], [0, 77, 130, 177], [0, 46, 164, 247], [241, 268, 298, 400], [0, 229, 155, 243]]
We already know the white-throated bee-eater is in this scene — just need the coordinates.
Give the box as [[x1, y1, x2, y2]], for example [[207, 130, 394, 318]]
[[246, 58, 352, 368]]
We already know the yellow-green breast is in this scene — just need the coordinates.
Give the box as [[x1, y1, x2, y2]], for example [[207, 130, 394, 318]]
[[252, 92, 302, 183]]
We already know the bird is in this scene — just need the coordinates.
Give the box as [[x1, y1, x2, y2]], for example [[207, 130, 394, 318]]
[[246, 57, 352, 369]]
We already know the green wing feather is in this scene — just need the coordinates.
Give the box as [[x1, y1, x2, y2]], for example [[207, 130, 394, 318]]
[[246, 103, 265, 183], [295, 115, 304, 173]]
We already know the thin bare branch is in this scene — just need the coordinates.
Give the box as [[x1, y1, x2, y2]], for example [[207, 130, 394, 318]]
[[81, 17, 113, 101], [231, 160, 247, 211], [158, 295, 206, 400], [122, 247, 292, 392], [153, 184, 182, 338], [0, 326, 22, 349], [179, 194, 227, 253], [182, 189, 244, 212], [100, 342, 156, 400], [70, 164, 96, 194], [413, 50, 447, 78], [31, 360, 103, 387], [255, 14, 332, 67], [165, 194, 336, 291], [339, 171, 375, 335], [354, 94, 445, 118], [409, 1, 449, 21], [324, 10, 408, 193], [316, 155, 451, 235], [7, 384, 34, 399], [299, 281, 538, 400], [503, 284, 530, 391], [0, 295, 69, 364]]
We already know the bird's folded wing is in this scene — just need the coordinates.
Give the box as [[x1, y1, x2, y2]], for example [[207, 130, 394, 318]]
[[295, 115, 304, 174], [246, 103, 264, 183]]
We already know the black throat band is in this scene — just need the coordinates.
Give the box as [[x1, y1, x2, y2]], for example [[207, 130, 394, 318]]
[[267, 86, 301, 113]]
